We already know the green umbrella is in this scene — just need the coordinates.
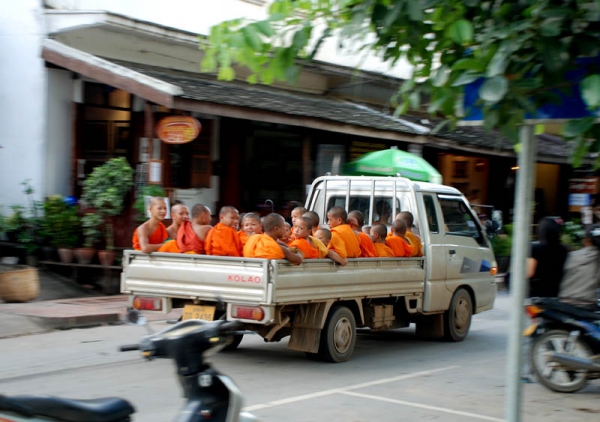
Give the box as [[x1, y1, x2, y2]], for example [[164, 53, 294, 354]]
[[343, 148, 442, 184]]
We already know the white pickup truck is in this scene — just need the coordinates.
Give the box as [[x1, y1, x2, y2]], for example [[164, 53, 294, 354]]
[[122, 176, 497, 362]]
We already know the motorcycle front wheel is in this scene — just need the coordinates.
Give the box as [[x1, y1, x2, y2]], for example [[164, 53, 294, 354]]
[[531, 329, 592, 393]]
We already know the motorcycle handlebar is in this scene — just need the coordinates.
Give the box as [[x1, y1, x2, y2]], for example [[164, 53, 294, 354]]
[[119, 344, 140, 352]]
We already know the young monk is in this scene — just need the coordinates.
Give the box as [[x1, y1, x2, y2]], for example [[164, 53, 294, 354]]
[[157, 203, 191, 253], [370, 224, 394, 257], [397, 211, 424, 257], [239, 213, 263, 247], [302, 211, 321, 235], [243, 213, 303, 264], [205, 206, 243, 256], [347, 210, 376, 258], [386, 219, 414, 257], [133, 197, 168, 253], [326, 206, 361, 259], [291, 206, 307, 227], [291, 218, 347, 265], [282, 222, 293, 244], [177, 204, 212, 254]]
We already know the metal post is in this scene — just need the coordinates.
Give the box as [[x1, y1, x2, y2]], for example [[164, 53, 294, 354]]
[[505, 124, 536, 421]]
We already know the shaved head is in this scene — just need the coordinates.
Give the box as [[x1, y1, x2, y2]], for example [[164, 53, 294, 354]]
[[327, 206, 347, 223], [192, 204, 211, 218], [242, 212, 261, 223], [397, 211, 414, 227], [219, 205, 238, 216], [149, 197, 166, 207], [262, 213, 285, 232], [303, 211, 320, 229], [371, 223, 387, 238], [348, 210, 365, 227], [392, 218, 407, 235]]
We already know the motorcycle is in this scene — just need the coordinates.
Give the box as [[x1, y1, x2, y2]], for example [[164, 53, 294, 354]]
[[524, 297, 600, 393], [0, 311, 259, 421]]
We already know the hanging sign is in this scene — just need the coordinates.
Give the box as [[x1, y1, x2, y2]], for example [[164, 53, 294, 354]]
[[155, 116, 201, 144]]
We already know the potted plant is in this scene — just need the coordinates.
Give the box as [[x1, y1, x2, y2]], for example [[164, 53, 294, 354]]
[[39, 195, 81, 263], [81, 157, 134, 266], [78, 211, 103, 264], [4, 181, 43, 266]]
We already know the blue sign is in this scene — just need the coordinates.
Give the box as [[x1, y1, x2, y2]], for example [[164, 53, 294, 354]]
[[462, 56, 600, 124]]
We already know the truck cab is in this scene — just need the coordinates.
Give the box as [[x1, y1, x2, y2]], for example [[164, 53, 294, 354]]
[[306, 175, 497, 315]]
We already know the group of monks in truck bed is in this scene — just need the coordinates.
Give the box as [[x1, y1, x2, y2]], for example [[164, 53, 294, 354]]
[[132, 197, 424, 266]]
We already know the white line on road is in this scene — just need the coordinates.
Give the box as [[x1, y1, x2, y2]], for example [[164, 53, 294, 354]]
[[244, 365, 459, 412], [340, 390, 504, 422]]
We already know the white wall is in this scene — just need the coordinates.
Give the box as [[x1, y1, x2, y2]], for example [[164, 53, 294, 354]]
[[45, 68, 74, 197], [44, 0, 412, 79], [0, 0, 47, 209]]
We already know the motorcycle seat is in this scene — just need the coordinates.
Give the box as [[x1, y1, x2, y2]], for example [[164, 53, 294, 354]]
[[531, 297, 600, 321], [0, 394, 135, 422]]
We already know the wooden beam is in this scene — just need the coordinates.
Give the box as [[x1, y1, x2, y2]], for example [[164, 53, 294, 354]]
[[42, 48, 175, 108], [173, 98, 420, 144]]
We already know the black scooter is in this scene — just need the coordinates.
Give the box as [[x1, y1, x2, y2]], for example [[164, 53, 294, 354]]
[[524, 297, 600, 393], [0, 312, 259, 421]]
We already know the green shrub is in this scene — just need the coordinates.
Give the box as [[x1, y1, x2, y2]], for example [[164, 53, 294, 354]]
[[491, 223, 512, 257], [133, 185, 167, 222], [39, 195, 81, 248]]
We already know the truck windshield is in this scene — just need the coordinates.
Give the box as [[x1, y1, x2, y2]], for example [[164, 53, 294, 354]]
[[439, 197, 485, 246]]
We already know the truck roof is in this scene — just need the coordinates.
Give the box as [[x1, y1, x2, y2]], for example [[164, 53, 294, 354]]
[[311, 175, 461, 196]]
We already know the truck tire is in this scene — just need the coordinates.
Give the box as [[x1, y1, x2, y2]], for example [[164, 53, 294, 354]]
[[318, 306, 356, 363], [223, 334, 244, 351], [444, 288, 472, 342]]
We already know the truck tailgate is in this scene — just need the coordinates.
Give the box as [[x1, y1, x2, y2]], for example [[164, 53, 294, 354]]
[[271, 258, 425, 303], [122, 251, 270, 303]]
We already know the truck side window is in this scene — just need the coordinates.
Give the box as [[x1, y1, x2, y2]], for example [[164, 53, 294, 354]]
[[439, 197, 484, 244], [423, 195, 439, 233]]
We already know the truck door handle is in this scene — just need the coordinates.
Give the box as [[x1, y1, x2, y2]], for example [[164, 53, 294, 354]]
[[449, 249, 456, 255]]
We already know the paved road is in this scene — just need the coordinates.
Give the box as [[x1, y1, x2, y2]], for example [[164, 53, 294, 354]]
[[1, 292, 599, 421]]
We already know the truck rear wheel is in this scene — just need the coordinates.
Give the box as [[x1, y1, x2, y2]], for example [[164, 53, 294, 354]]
[[318, 306, 356, 363], [223, 334, 244, 351], [444, 288, 472, 342]]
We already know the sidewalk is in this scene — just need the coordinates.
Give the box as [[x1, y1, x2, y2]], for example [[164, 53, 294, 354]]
[[0, 269, 181, 339]]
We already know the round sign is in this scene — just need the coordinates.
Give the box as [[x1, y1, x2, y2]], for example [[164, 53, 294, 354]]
[[155, 116, 201, 144]]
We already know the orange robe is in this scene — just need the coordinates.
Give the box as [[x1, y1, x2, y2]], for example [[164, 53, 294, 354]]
[[405, 231, 423, 257], [374, 242, 394, 257], [238, 231, 249, 247], [385, 236, 414, 257], [329, 224, 361, 259], [157, 239, 180, 253], [243, 234, 285, 259], [357, 231, 377, 257], [310, 236, 329, 258], [132, 222, 168, 250], [205, 223, 243, 256], [177, 220, 205, 254], [289, 238, 319, 259]]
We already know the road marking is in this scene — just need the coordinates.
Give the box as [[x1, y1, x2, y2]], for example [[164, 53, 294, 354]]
[[244, 365, 458, 412], [340, 391, 504, 422]]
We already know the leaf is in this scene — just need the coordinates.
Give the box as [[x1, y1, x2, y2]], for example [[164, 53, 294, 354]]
[[433, 65, 450, 87], [451, 58, 485, 72], [479, 76, 509, 104], [446, 19, 474, 45], [255, 21, 275, 37], [540, 17, 562, 37], [562, 116, 595, 138], [451, 71, 481, 87], [483, 108, 499, 129], [242, 25, 263, 51], [534, 124, 545, 135], [246, 74, 258, 84], [407, 1, 424, 21], [581, 74, 600, 109], [383, 1, 403, 27], [486, 47, 509, 77], [218, 66, 235, 80]]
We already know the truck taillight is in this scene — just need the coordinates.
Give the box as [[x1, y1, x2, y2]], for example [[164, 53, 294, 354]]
[[132, 296, 163, 311], [231, 305, 264, 321]]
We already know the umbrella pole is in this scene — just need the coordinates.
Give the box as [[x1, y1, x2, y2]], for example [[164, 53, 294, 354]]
[[505, 124, 536, 422]]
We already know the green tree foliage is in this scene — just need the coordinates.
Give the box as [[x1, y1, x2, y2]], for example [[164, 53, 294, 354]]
[[202, 0, 600, 168]]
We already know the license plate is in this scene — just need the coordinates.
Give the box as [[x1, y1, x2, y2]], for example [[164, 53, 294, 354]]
[[182, 305, 216, 321], [522, 323, 538, 337]]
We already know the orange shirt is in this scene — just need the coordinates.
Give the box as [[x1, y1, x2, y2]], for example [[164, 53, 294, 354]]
[[177, 221, 205, 254], [157, 239, 180, 253], [405, 231, 424, 257], [289, 237, 319, 259], [329, 224, 361, 259], [357, 231, 377, 257], [374, 243, 394, 257], [132, 222, 168, 250], [385, 236, 414, 257], [205, 223, 243, 257], [243, 234, 285, 259]]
